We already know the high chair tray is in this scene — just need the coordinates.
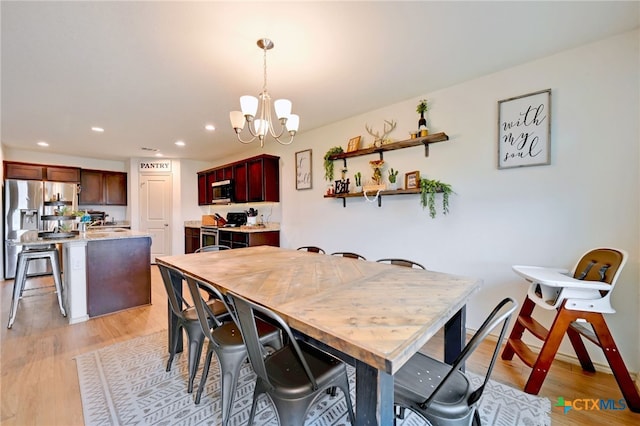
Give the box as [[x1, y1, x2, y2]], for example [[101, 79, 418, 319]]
[[512, 265, 612, 290]]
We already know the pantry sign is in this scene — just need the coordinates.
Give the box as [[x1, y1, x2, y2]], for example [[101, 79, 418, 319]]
[[139, 160, 171, 172]]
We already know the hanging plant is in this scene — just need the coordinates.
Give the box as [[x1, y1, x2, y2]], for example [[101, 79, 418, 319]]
[[323, 146, 344, 181], [419, 178, 453, 218]]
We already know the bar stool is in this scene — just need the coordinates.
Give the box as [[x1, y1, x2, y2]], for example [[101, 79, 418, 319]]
[[7, 245, 66, 329]]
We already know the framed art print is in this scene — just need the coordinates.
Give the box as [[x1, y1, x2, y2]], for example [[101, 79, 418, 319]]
[[295, 149, 312, 190], [405, 171, 420, 189], [498, 89, 551, 169]]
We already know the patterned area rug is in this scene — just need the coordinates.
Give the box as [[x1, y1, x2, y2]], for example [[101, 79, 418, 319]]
[[75, 331, 550, 425]]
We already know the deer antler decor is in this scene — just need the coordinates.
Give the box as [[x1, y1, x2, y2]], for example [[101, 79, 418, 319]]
[[365, 119, 397, 147]]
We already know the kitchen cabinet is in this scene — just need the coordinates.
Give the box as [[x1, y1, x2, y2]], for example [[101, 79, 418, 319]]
[[79, 169, 127, 205], [86, 236, 151, 317], [197, 154, 279, 205], [46, 166, 80, 183], [218, 229, 280, 249], [247, 155, 279, 202], [184, 227, 201, 254], [233, 162, 248, 203], [4, 161, 80, 183]]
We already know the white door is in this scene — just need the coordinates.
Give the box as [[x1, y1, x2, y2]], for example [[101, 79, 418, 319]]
[[139, 173, 172, 262]]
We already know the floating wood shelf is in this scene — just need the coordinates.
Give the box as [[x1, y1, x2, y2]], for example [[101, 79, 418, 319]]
[[328, 132, 449, 166], [324, 188, 431, 207]]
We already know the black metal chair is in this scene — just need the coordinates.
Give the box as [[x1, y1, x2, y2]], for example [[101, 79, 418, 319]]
[[330, 251, 367, 260], [158, 264, 228, 393], [229, 292, 356, 426], [194, 244, 231, 253], [184, 275, 281, 424], [376, 258, 426, 270], [394, 297, 517, 426], [297, 246, 326, 254]]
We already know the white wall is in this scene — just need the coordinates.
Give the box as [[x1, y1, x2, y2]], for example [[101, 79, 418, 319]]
[[267, 30, 639, 371]]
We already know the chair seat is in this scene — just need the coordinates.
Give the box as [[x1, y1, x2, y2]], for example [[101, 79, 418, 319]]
[[183, 299, 227, 321], [395, 352, 472, 417], [212, 318, 279, 348], [265, 341, 344, 397]]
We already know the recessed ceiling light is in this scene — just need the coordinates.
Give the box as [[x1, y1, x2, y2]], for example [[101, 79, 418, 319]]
[[175, 140, 186, 147], [205, 124, 215, 131], [155, 152, 163, 157], [37, 141, 49, 147], [91, 127, 105, 132]]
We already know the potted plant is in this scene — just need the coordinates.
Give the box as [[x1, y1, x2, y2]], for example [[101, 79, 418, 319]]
[[387, 168, 399, 190], [419, 178, 453, 218], [416, 99, 428, 136], [324, 146, 344, 181], [353, 172, 362, 193]]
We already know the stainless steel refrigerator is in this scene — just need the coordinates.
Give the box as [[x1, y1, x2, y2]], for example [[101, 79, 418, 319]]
[[3, 179, 78, 279]]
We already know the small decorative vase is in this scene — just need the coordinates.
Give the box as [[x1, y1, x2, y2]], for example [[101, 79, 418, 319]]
[[247, 216, 257, 225], [354, 185, 362, 193], [387, 182, 398, 191]]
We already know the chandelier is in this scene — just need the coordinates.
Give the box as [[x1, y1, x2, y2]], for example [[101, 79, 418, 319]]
[[230, 38, 299, 147]]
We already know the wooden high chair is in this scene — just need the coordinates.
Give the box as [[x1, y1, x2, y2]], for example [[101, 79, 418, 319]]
[[501, 248, 640, 412]]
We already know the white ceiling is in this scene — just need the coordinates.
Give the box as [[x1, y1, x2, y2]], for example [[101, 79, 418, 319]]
[[2, 1, 638, 162]]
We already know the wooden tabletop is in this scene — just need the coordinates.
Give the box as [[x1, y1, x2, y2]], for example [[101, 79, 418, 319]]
[[157, 245, 482, 374]]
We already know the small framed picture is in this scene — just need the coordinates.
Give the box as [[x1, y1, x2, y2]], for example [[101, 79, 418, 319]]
[[405, 171, 420, 189], [347, 136, 361, 152], [295, 149, 312, 190]]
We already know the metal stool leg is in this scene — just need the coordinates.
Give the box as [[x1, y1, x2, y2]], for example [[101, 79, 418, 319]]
[[7, 252, 28, 329], [49, 250, 66, 317]]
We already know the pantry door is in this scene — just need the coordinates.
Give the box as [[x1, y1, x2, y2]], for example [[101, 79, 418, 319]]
[[139, 173, 172, 262]]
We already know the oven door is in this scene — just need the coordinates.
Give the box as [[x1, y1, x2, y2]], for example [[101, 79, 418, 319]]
[[200, 228, 218, 248]]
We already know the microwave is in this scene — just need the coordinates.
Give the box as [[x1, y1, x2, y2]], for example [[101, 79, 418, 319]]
[[211, 179, 233, 204]]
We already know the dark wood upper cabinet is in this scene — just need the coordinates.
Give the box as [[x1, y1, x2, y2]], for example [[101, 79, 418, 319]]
[[79, 169, 127, 205], [233, 162, 248, 203], [197, 173, 207, 205], [104, 172, 127, 205], [79, 170, 104, 204], [197, 154, 279, 205], [46, 166, 80, 183], [4, 161, 80, 183]]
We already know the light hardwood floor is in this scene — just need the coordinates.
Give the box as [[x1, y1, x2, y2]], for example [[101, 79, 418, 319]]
[[1, 266, 638, 425]]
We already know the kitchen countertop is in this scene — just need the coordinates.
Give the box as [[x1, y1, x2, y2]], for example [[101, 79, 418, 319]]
[[219, 223, 280, 233], [185, 220, 279, 233], [8, 229, 150, 247]]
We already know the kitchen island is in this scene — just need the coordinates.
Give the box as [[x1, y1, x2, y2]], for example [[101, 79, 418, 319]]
[[8, 229, 151, 323]]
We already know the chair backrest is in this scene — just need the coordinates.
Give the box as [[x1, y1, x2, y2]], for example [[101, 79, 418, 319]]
[[228, 292, 320, 391], [331, 251, 367, 260], [376, 258, 426, 270], [297, 246, 325, 254], [184, 275, 231, 346], [195, 244, 231, 253], [158, 263, 189, 319], [572, 248, 626, 287], [420, 297, 517, 410]]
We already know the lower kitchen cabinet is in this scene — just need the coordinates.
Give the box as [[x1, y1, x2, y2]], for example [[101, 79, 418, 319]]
[[86, 237, 151, 317], [218, 230, 280, 249], [184, 227, 201, 254]]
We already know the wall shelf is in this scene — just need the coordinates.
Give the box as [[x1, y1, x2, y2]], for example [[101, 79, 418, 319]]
[[328, 132, 449, 167], [325, 187, 443, 207]]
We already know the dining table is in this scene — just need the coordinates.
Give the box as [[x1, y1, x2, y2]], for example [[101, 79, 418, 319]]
[[156, 245, 482, 425]]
